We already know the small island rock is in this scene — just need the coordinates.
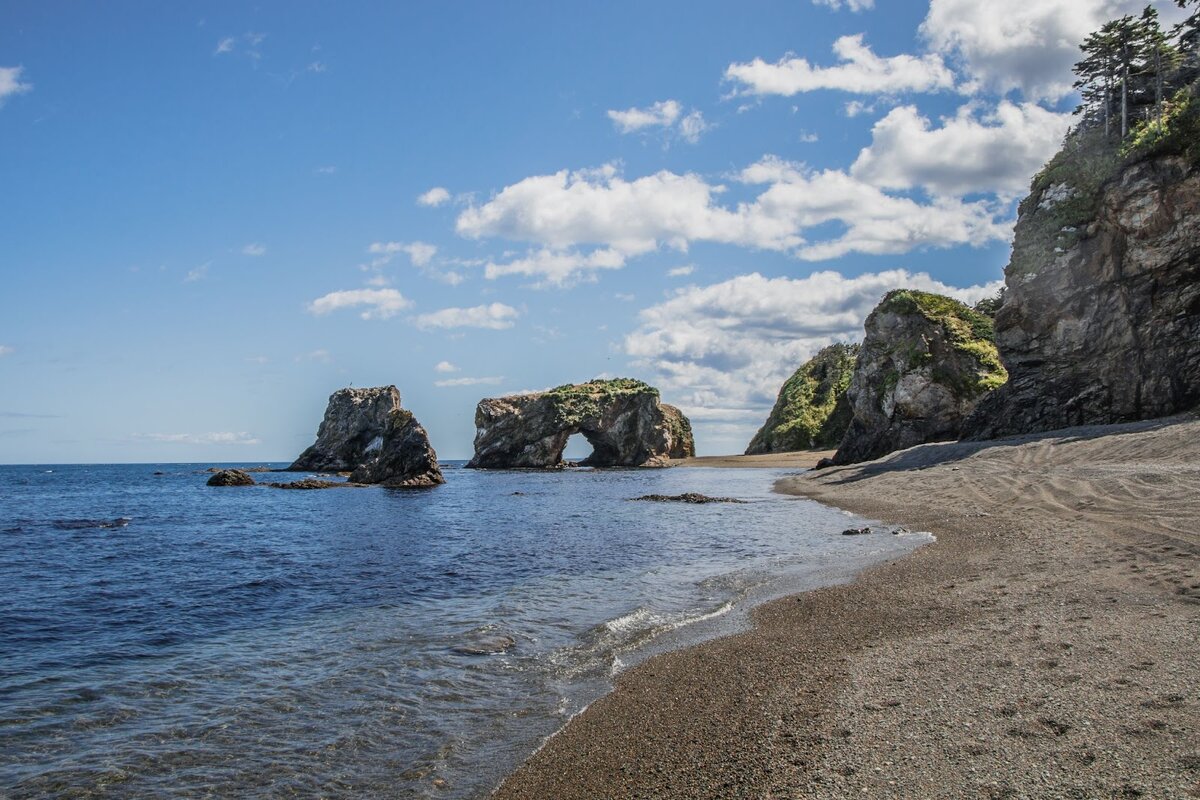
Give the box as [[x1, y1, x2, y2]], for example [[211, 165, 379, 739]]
[[207, 469, 256, 487]]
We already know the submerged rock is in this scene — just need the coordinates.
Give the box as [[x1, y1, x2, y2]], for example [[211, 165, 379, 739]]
[[52, 517, 133, 530], [288, 386, 444, 487], [466, 379, 694, 469], [630, 493, 747, 504], [831, 290, 1007, 465], [746, 343, 858, 455], [263, 478, 361, 490], [206, 469, 256, 487]]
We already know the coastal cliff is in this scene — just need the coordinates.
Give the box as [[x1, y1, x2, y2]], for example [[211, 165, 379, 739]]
[[466, 378, 694, 468], [745, 343, 858, 455], [964, 102, 1200, 438], [289, 386, 444, 487], [831, 290, 1006, 465]]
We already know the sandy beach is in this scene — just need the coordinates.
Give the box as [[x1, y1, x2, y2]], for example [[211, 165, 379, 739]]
[[671, 450, 836, 469], [495, 415, 1200, 798]]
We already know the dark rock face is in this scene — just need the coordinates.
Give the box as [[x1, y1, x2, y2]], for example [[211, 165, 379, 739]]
[[207, 469, 255, 487], [964, 153, 1200, 439], [746, 343, 858, 455], [832, 290, 1007, 465], [289, 386, 444, 487], [466, 379, 695, 469]]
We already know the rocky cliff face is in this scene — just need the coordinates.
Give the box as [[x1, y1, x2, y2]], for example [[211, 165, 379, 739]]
[[289, 386, 444, 487], [466, 378, 694, 468], [964, 145, 1200, 439], [832, 290, 1007, 465], [746, 343, 858, 455]]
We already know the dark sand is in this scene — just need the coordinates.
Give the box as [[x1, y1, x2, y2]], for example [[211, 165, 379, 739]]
[[495, 415, 1200, 798]]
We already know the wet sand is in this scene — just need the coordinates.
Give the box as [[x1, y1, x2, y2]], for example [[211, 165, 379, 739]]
[[495, 415, 1200, 798], [671, 450, 836, 469]]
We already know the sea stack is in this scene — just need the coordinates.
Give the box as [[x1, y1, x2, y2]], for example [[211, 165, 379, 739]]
[[745, 343, 858, 455], [831, 290, 1006, 465], [289, 386, 444, 487], [466, 378, 694, 468]]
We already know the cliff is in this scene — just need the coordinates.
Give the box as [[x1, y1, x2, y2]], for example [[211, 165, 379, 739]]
[[745, 343, 858, 455], [831, 290, 1006, 465], [466, 378, 694, 469], [964, 89, 1200, 439], [289, 386, 444, 487]]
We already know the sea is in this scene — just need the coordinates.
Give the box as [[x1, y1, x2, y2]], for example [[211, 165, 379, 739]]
[[0, 461, 931, 798]]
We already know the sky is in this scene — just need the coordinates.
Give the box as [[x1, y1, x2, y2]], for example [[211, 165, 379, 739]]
[[0, 0, 1185, 463]]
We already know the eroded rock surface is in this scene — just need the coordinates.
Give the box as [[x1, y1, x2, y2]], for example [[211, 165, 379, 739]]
[[964, 150, 1200, 439], [746, 343, 858, 455], [288, 386, 443, 487], [832, 290, 1007, 465], [466, 379, 694, 469], [207, 469, 255, 487]]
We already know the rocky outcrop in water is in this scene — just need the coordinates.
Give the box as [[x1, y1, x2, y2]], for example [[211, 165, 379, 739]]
[[466, 379, 694, 469], [963, 130, 1200, 439], [289, 386, 444, 487], [831, 290, 1007, 465], [746, 343, 858, 454], [207, 469, 255, 487]]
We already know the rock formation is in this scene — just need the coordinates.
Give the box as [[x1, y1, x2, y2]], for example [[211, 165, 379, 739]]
[[745, 343, 858, 454], [466, 378, 694, 468], [289, 386, 444, 487], [207, 468, 255, 487], [963, 120, 1200, 439], [831, 290, 1007, 465]]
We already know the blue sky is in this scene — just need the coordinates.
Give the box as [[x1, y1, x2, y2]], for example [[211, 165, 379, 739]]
[[0, 0, 1183, 462]]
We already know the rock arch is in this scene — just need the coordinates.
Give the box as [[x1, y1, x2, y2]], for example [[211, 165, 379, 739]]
[[465, 379, 694, 469]]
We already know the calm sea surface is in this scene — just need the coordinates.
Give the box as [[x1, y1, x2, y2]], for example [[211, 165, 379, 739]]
[[0, 462, 929, 798]]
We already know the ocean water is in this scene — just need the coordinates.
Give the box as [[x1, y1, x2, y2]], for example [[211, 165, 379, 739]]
[[0, 462, 930, 798]]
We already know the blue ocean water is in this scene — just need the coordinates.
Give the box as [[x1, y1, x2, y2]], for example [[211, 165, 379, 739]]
[[0, 462, 929, 798]]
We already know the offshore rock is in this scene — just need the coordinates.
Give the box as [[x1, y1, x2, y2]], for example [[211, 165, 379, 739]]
[[206, 469, 255, 487], [832, 290, 1007, 465], [466, 378, 694, 469], [746, 343, 858, 454], [964, 147, 1200, 439], [288, 386, 444, 487]]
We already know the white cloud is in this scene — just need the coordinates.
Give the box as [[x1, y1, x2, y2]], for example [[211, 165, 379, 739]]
[[299, 348, 332, 363], [418, 187, 452, 207], [0, 345, 13, 357], [668, 265, 695, 277], [919, 0, 1171, 102], [435, 360, 459, 373], [813, 0, 875, 10], [607, 99, 682, 132], [725, 34, 954, 97], [625, 269, 1002, 425], [307, 288, 413, 320], [307, 61, 327, 73], [184, 263, 210, 282], [369, 240, 437, 267], [0, 66, 32, 106], [413, 303, 520, 330], [136, 431, 261, 445], [434, 376, 505, 388], [456, 159, 1009, 278], [241, 243, 267, 256], [314, 165, 338, 175], [214, 37, 236, 55], [678, 110, 710, 143], [851, 101, 1072, 196]]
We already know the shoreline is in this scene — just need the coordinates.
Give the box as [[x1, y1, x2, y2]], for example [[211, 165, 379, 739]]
[[494, 415, 1200, 798], [670, 449, 835, 470]]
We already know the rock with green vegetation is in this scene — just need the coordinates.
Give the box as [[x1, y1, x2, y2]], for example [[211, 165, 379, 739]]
[[964, 86, 1200, 439], [745, 343, 859, 455], [831, 290, 1007, 465], [466, 378, 694, 468], [288, 386, 444, 487]]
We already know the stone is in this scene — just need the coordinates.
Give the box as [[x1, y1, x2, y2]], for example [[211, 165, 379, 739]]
[[207, 469, 255, 487], [630, 493, 747, 504], [745, 343, 858, 455], [288, 386, 444, 487], [964, 147, 1200, 439], [263, 478, 360, 490], [841, 527, 872, 536], [831, 289, 1007, 465], [466, 379, 695, 469]]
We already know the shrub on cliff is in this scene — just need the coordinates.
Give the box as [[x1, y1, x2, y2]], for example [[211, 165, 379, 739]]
[[745, 343, 859, 454]]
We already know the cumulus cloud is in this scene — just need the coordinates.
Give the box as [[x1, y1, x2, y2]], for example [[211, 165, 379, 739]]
[[434, 375, 505, 387], [184, 263, 210, 282], [242, 243, 267, 256], [608, 99, 682, 132], [135, 431, 261, 445], [0, 66, 31, 106], [307, 288, 413, 320], [369, 240, 437, 267], [725, 34, 954, 97], [919, 0, 1168, 101], [418, 187, 451, 207], [668, 265, 695, 277], [435, 360, 459, 373], [625, 269, 1003, 427], [455, 160, 1008, 282], [412, 303, 520, 330], [813, 0, 875, 10], [851, 101, 1072, 196]]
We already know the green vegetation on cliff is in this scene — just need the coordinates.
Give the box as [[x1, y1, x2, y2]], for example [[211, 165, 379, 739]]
[[546, 378, 658, 428], [745, 343, 859, 454]]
